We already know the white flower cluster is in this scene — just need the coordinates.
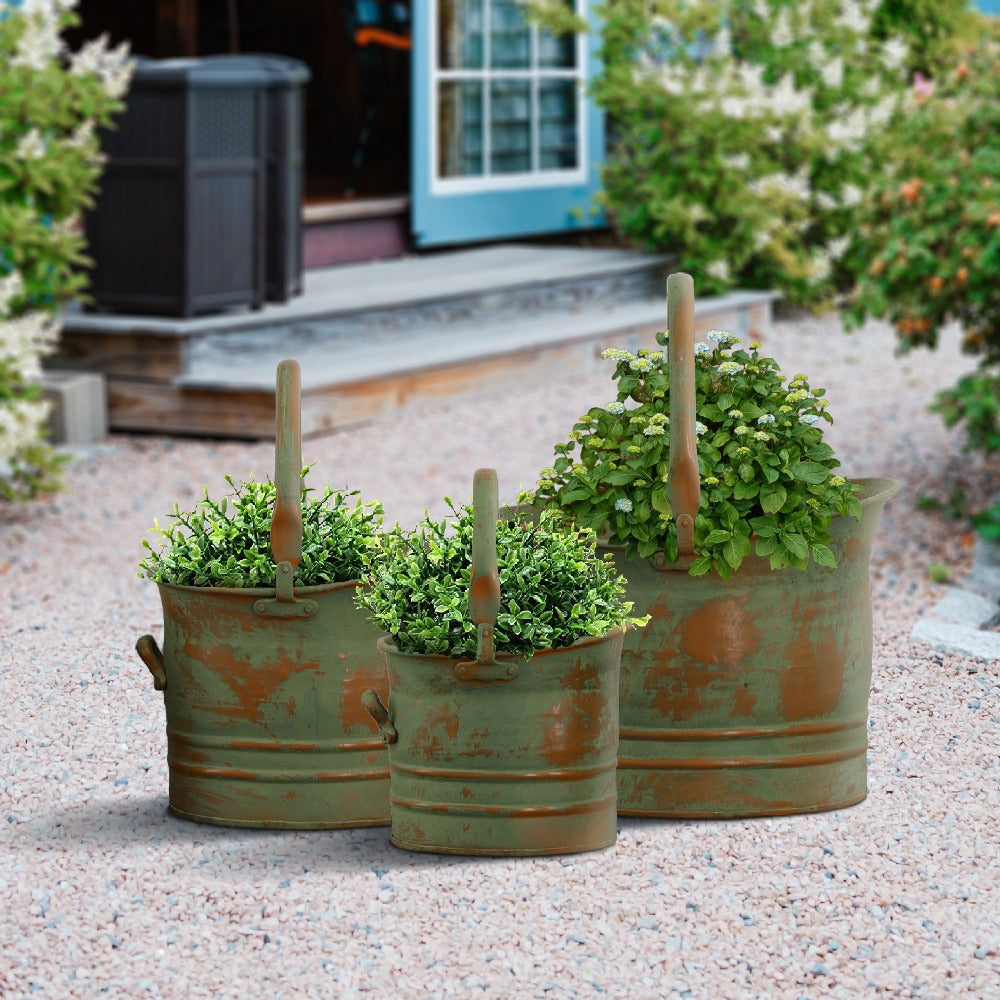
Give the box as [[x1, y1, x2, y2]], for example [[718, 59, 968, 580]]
[[0, 396, 52, 465], [0, 270, 59, 467], [70, 33, 134, 101], [0, 271, 60, 383], [9, 1, 134, 100]]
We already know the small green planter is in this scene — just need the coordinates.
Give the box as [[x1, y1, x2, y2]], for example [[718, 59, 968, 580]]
[[136, 360, 390, 828], [361, 469, 627, 856]]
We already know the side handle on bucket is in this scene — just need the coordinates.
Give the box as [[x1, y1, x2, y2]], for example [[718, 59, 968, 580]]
[[136, 634, 167, 691], [255, 359, 318, 620], [666, 273, 701, 564], [361, 689, 398, 744], [455, 469, 518, 683]]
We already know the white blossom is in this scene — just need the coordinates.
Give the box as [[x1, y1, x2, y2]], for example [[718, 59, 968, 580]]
[[1, 312, 60, 383], [11, 8, 63, 70], [820, 57, 844, 90], [0, 271, 25, 317], [881, 38, 908, 72], [706, 260, 730, 282], [826, 235, 850, 259], [839, 183, 863, 207], [772, 9, 793, 47], [0, 396, 52, 465], [15, 127, 46, 160], [837, 0, 871, 34]]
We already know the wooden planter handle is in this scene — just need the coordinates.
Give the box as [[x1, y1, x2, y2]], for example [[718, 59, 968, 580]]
[[666, 273, 701, 561]]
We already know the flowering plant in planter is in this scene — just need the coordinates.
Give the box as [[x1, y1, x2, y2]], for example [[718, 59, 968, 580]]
[[523, 330, 862, 580], [357, 503, 646, 658], [139, 470, 383, 587]]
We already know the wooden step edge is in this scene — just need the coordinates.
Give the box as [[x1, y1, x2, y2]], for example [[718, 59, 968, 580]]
[[105, 296, 774, 439]]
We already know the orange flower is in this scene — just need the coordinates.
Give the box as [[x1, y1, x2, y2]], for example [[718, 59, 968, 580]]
[[956, 267, 969, 284], [987, 212, 1000, 228], [928, 276, 944, 293], [955, 62, 969, 82], [870, 259, 886, 276], [900, 179, 922, 203]]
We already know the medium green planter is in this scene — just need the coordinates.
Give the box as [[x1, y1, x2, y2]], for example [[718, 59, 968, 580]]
[[611, 476, 896, 818], [136, 359, 390, 828]]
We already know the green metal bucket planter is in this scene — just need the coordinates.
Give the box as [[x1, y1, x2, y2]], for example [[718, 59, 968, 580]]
[[362, 470, 624, 856], [135, 360, 390, 829], [613, 275, 897, 819]]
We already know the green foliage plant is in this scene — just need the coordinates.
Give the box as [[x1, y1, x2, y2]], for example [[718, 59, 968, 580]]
[[138, 471, 384, 588], [845, 42, 1000, 456], [870, 0, 983, 78], [0, 0, 132, 499], [530, 0, 914, 308], [357, 503, 647, 659], [522, 329, 862, 581]]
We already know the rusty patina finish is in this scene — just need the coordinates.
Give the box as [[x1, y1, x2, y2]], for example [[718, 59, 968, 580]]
[[364, 469, 623, 856], [612, 476, 896, 818], [136, 359, 389, 828], [138, 580, 389, 828], [372, 631, 623, 855]]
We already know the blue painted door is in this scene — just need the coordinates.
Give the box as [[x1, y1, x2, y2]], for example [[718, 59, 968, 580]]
[[412, 0, 604, 247]]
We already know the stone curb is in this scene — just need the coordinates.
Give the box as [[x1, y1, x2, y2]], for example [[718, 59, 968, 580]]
[[909, 532, 1000, 661]]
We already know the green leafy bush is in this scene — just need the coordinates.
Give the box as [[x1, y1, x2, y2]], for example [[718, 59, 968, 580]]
[[870, 0, 983, 77], [531, 0, 916, 307], [932, 370, 1000, 456], [845, 43, 1000, 455], [1, 0, 132, 499], [357, 504, 646, 658], [523, 329, 861, 580], [139, 472, 384, 588]]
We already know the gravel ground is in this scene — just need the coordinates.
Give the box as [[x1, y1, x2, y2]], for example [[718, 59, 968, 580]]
[[1, 314, 998, 999]]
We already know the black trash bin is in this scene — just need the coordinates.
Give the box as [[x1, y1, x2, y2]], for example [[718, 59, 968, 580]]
[[87, 58, 271, 317], [203, 55, 311, 303]]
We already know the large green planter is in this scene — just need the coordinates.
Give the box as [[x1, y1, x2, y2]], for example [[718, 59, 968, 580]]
[[611, 476, 896, 818], [609, 274, 897, 817], [135, 359, 390, 828]]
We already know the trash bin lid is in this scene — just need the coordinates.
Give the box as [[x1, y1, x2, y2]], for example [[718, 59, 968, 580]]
[[132, 57, 276, 88], [200, 54, 312, 86]]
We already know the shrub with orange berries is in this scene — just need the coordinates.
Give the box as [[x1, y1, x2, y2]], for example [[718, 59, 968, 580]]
[[844, 40, 999, 455]]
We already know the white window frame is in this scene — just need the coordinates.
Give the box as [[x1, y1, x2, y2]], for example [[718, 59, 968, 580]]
[[429, 0, 589, 195]]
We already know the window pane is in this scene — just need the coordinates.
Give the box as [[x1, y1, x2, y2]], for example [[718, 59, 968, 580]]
[[439, 0, 484, 69], [490, 0, 530, 69], [490, 79, 531, 173], [538, 80, 577, 169], [537, 0, 577, 69], [438, 81, 484, 177]]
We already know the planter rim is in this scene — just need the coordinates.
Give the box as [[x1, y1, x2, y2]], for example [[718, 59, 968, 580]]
[[377, 627, 625, 665], [153, 577, 361, 598]]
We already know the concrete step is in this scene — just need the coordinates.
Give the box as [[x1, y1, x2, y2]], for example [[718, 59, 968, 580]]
[[52, 244, 776, 439]]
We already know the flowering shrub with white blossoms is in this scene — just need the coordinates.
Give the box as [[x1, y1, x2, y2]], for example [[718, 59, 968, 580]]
[[523, 330, 862, 580], [530, 0, 917, 307], [0, 0, 132, 499]]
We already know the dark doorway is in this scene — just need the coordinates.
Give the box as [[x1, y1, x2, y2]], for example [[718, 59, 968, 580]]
[[67, 0, 411, 202]]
